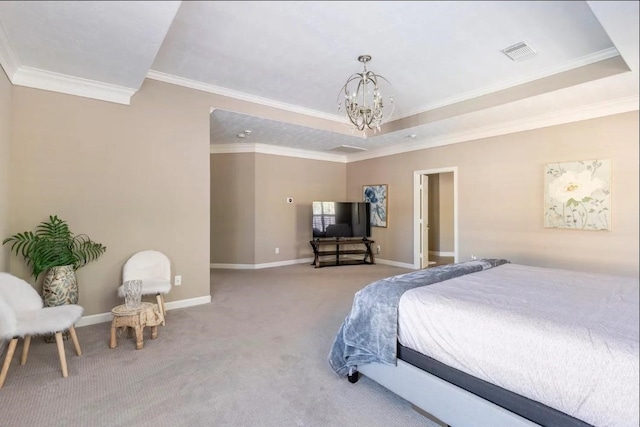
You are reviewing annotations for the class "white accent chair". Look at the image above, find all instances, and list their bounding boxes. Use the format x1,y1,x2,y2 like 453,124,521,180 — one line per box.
0,272,83,389
117,250,171,325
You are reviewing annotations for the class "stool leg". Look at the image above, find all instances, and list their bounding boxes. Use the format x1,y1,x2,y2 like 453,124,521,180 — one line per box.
156,294,166,326
151,325,158,340
109,319,117,349
134,324,143,350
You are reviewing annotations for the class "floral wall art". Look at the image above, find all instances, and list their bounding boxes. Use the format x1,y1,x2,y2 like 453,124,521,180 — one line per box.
544,159,611,231
363,184,387,227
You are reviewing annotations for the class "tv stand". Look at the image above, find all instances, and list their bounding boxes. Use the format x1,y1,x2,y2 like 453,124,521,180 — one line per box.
309,238,375,268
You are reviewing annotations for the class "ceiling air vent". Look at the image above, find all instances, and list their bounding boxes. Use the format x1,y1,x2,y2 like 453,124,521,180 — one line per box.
501,41,537,62
327,145,368,154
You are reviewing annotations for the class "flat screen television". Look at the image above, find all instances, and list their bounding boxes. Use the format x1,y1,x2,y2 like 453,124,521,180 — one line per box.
312,201,371,239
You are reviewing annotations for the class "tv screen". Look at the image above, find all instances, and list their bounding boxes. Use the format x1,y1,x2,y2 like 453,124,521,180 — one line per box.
312,201,371,239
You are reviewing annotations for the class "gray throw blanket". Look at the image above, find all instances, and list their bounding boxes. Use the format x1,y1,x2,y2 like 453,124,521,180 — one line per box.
328,259,510,377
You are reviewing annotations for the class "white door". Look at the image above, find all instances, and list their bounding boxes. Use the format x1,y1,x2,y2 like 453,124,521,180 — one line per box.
421,174,430,269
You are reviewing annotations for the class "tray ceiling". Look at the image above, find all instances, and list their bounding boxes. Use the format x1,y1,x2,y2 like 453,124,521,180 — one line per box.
0,1,637,160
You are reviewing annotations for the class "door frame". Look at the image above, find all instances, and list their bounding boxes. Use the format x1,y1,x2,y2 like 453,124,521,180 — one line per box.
421,174,430,269
413,167,458,269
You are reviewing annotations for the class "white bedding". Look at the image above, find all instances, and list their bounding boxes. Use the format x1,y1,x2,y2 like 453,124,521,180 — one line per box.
397,263,639,427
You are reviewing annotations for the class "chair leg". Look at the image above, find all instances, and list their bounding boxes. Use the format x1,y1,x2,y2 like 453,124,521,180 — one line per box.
54,332,69,378
0,338,18,389
157,293,166,326
69,326,82,356
21,335,32,365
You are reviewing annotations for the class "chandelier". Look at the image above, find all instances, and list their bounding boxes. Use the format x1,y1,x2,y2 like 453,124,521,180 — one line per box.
338,55,395,133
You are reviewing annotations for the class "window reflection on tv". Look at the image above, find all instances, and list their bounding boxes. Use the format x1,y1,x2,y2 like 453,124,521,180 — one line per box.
312,201,371,239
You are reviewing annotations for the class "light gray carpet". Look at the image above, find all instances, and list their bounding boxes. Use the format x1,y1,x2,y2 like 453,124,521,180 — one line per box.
0,263,442,427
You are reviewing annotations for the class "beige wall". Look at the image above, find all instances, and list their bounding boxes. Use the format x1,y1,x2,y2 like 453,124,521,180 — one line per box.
9,80,212,315
348,112,639,277
346,155,412,260
6,74,358,315
10,71,635,318
211,153,256,264
254,154,346,264
210,152,346,264
439,172,454,252
0,68,11,271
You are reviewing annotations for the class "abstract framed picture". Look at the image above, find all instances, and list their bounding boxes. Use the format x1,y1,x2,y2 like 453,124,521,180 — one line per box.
544,159,611,231
363,184,387,228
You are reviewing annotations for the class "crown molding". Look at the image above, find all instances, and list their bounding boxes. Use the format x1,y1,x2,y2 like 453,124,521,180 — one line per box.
209,95,638,163
11,66,136,105
394,48,621,120
0,16,20,80
147,69,343,123
210,142,347,163
0,15,135,104
346,95,640,162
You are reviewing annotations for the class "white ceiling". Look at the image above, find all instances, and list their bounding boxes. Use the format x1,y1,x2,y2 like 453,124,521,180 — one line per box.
0,1,638,160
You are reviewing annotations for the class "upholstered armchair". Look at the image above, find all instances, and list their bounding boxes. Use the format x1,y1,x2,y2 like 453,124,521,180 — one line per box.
0,272,83,389
117,250,172,325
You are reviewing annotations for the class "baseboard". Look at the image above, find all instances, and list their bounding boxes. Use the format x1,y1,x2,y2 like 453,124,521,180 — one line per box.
164,295,211,311
375,258,416,269
211,258,313,270
76,312,113,327
210,258,415,270
428,251,455,257
75,295,212,327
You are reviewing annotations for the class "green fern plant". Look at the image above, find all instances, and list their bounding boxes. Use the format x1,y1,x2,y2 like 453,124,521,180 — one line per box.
2,215,107,279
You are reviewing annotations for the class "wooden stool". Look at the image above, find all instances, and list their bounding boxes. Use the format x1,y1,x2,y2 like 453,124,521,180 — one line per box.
109,302,164,350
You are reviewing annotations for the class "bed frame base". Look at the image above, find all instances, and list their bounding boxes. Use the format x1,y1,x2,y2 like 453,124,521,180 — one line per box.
411,404,450,427
358,360,540,427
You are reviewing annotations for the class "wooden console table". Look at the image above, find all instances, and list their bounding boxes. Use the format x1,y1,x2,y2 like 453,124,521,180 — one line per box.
309,238,375,268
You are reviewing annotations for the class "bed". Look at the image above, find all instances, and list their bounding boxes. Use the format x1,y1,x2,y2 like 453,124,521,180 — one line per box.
328,259,639,427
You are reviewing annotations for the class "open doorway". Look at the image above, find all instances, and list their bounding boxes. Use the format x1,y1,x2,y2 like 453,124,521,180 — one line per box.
413,167,458,269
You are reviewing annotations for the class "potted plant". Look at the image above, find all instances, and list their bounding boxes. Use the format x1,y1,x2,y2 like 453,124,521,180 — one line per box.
2,215,107,311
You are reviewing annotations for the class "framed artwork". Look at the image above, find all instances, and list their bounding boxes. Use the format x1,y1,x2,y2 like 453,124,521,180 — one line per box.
363,184,388,227
544,159,611,231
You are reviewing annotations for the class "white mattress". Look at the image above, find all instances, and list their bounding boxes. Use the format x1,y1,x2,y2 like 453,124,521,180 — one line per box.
397,263,639,427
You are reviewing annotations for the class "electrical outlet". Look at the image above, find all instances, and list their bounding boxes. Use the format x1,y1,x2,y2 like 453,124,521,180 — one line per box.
471,254,477,260
174,275,182,286
376,245,381,254
275,247,279,254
